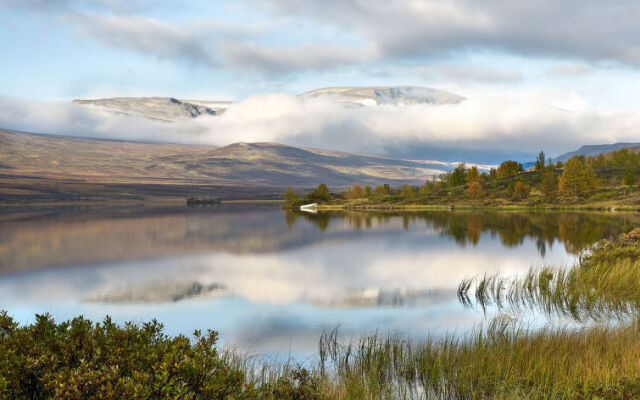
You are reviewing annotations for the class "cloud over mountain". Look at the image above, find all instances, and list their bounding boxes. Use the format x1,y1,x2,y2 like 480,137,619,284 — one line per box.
2,86,640,162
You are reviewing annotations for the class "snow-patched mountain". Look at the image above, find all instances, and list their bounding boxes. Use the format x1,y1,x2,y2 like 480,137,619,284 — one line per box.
73,97,232,121
299,86,465,107
73,86,464,121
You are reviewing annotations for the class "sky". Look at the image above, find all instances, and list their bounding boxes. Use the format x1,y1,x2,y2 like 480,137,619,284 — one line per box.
2,0,640,162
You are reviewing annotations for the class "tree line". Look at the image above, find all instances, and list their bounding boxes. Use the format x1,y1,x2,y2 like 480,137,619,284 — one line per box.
285,148,639,206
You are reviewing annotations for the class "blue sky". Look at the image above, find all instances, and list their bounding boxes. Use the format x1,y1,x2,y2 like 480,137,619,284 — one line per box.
2,0,640,161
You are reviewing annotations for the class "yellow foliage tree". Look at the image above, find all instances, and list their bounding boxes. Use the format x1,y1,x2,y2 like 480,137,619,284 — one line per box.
346,183,365,199
558,157,599,198
465,181,483,199
466,166,480,184
512,181,530,201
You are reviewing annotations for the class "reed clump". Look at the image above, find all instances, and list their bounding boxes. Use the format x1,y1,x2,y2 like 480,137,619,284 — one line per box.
459,227,640,321
315,319,640,399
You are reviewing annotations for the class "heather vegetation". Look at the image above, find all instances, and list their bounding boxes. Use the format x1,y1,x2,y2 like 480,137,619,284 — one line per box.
285,149,640,209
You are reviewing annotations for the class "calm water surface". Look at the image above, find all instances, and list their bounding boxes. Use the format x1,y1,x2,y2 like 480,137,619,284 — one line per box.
1,204,638,359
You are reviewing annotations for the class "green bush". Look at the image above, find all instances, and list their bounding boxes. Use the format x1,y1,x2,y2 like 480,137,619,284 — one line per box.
0,312,248,399
0,312,328,400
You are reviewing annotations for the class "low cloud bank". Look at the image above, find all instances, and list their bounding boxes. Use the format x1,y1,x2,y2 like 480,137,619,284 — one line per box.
1,94,639,162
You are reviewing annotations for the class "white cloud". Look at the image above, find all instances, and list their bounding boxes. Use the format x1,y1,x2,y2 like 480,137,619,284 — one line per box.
66,13,219,67
260,0,640,68
218,42,379,74
2,93,640,161
427,65,523,84
0,96,202,142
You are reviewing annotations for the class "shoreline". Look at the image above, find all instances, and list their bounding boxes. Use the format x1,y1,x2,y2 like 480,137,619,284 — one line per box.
2,198,639,213
313,203,640,212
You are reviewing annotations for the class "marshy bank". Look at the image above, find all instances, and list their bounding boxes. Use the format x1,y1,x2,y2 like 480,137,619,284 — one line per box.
3,228,640,399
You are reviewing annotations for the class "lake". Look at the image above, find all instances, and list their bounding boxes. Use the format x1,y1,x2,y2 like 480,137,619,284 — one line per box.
1,204,638,360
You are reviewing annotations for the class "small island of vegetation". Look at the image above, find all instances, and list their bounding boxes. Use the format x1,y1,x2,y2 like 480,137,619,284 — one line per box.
285,148,640,211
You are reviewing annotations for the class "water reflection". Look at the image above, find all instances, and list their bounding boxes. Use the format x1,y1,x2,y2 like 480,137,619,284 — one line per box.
288,210,639,255
0,205,637,357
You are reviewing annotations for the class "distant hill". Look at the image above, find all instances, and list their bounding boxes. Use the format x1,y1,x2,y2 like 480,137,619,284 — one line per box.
553,142,640,162
0,129,464,204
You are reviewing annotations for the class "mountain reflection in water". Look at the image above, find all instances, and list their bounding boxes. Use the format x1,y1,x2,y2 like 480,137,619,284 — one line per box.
0,205,637,357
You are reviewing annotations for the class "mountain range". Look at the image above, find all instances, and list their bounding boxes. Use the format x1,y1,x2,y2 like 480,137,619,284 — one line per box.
73,86,465,121
553,142,640,162
3,85,638,205
0,128,475,204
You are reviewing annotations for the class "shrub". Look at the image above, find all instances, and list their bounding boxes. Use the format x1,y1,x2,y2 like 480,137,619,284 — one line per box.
0,312,249,399
511,181,530,200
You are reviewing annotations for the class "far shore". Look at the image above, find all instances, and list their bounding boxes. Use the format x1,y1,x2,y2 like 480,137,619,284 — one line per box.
313,203,640,212
3,198,639,213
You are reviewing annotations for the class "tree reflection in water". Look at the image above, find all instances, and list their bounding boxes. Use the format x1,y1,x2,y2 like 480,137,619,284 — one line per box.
287,210,640,255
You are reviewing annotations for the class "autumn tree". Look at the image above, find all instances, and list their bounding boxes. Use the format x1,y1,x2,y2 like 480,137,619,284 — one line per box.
497,160,523,178
284,186,298,205
587,153,606,169
364,185,372,198
534,151,546,172
610,148,640,168
308,183,330,201
465,181,483,199
400,183,416,199
373,185,388,197
444,163,467,187
466,166,480,184
623,162,638,186
420,180,434,196
430,181,443,196
558,157,599,198
539,171,558,200
346,183,365,199
511,181,531,200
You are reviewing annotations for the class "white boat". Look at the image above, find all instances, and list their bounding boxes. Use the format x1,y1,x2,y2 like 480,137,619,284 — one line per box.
300,203,318,213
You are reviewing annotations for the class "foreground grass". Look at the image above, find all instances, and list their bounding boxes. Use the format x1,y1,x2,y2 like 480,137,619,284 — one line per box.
3,230,640,399
3,313,640,399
